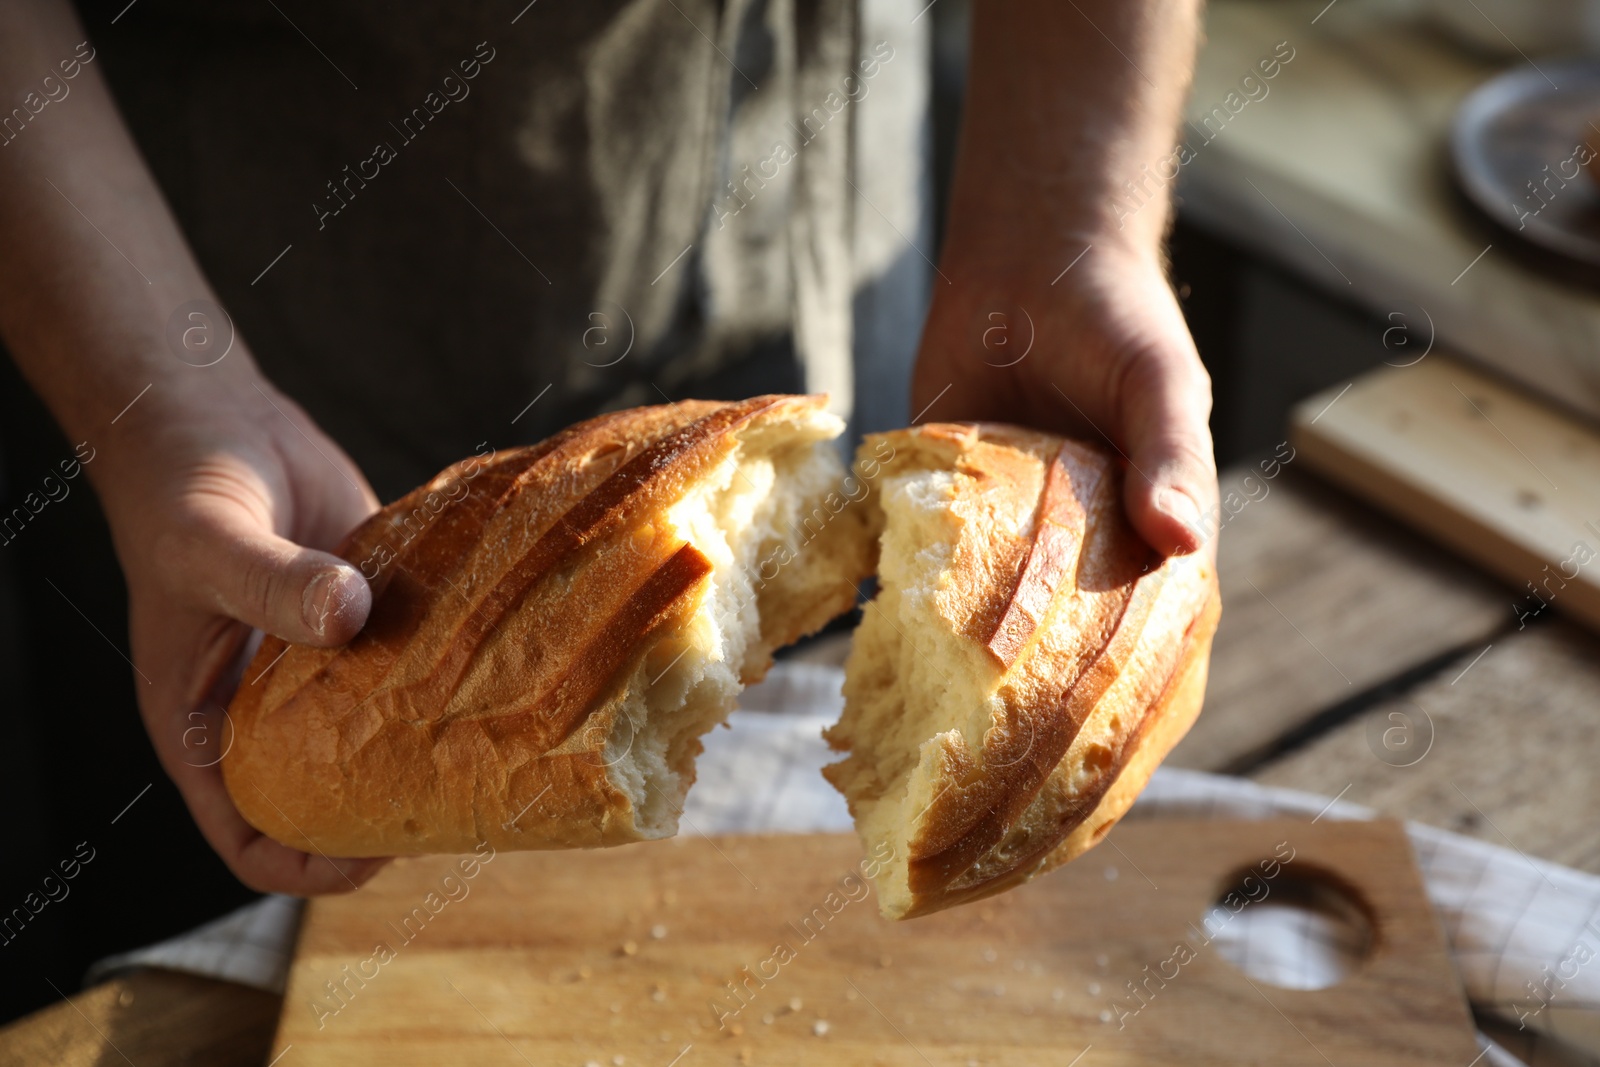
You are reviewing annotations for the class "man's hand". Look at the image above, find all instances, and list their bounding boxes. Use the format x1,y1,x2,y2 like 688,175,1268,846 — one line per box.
0,0,389,894
97,380,388,894
913,0,1213,557
912,246,1216,557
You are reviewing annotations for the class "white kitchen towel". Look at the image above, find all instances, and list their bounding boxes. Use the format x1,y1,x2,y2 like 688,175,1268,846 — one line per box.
90,663,1600,1066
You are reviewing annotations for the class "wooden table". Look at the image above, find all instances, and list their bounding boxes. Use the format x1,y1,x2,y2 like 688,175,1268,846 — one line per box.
6,450,1594,1066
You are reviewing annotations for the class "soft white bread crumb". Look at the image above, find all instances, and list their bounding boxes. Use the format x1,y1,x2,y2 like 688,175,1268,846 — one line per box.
605,408,871,836
822,467,1011,918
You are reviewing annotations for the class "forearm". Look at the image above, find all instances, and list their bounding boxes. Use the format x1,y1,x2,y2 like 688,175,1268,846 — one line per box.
945,0,1203,267
0,1,263,485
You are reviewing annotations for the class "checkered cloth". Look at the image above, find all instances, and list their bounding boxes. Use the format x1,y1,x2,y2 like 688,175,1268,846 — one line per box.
92,663,1600,1066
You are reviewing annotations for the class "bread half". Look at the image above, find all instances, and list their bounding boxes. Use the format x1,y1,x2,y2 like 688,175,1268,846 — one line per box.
823,423,1220,919
224,396,874,855
222,398,1220,919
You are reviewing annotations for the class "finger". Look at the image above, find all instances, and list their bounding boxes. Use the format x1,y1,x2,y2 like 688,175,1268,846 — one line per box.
177,509,372,646
172,757,389,895
1118,346,1218,558
234,835,391,896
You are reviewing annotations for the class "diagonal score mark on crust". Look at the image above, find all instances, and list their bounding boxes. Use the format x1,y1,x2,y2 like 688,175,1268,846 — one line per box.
246,413,631,709
929,570,1206,915
263,398,789,723
299,396,787,713
472,542,714,751
392,396,787,703
905,453,1153,902
981,442,1101,668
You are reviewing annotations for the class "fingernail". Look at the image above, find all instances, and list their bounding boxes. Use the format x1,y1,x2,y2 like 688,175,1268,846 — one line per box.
1158,488,1204,543
302,570,339,638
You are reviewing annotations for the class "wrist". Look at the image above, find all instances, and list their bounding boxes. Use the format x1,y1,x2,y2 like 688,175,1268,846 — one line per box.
938,181,1168,287
931,225,1170,311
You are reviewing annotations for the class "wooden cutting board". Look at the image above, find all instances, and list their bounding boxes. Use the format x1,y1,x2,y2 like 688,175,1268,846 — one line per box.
273,819,1478,1065
1292,353,1600,635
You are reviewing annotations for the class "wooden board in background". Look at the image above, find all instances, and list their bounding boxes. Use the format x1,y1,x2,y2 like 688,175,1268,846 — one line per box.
1291,353,1600,635
272,821,1477,1066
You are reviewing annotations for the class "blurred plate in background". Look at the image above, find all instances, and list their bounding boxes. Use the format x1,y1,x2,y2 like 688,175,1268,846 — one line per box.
1452,59,1600,267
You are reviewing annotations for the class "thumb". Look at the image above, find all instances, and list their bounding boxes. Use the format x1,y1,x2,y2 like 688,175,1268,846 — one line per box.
184,508,372,646
1118,347,1218,558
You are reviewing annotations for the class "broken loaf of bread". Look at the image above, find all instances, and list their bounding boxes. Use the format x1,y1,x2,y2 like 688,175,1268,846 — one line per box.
222,395,1219,919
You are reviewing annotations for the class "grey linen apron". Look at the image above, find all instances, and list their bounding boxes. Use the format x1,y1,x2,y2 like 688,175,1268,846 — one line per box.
83,0,928,500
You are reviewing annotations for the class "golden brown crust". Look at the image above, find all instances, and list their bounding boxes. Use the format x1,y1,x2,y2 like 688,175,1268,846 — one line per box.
835,423,1220,919
223,395,838,857
223,402,1216,895
915,586,1221,915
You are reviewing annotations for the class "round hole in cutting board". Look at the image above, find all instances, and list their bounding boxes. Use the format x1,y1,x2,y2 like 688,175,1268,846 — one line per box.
1203,868,1374,991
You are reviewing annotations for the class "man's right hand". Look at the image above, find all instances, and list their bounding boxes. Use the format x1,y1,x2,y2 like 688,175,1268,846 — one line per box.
97,375,389,894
